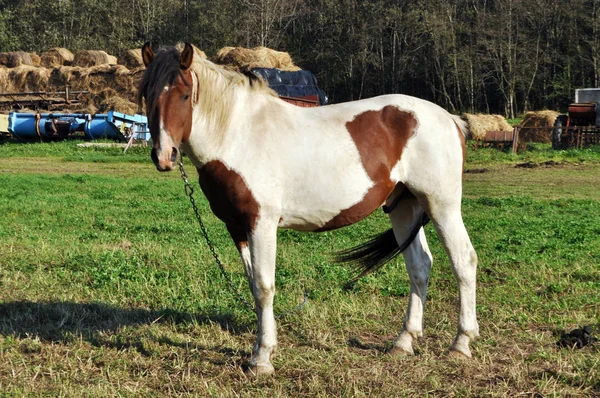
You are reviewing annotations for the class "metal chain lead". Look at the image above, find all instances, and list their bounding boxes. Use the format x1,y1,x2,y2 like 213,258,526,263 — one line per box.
178,158,307,319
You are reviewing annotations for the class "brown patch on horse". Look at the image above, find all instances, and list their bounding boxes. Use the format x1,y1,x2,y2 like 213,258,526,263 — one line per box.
317,106,417,231
455,121,466,172
158,69,193,143
197,161,260,233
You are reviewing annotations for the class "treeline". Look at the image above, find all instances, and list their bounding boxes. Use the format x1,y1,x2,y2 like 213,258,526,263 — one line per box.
1,0,599,115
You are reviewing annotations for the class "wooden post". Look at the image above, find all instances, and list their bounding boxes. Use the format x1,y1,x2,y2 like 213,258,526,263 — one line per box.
511,126,519,154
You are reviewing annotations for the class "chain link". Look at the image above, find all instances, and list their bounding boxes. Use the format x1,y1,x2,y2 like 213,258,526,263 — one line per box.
178,158,307,319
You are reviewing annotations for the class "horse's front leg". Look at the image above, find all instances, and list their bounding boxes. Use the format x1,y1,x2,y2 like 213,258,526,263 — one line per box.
246,216,279,376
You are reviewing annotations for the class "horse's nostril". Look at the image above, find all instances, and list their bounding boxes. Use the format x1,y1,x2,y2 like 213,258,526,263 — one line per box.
171,147,178,162
151,148,158,164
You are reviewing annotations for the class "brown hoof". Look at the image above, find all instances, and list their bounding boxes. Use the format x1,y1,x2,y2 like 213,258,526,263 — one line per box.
245,363,275,377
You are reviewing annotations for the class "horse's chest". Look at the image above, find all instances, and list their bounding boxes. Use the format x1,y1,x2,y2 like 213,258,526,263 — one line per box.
196,160,260,230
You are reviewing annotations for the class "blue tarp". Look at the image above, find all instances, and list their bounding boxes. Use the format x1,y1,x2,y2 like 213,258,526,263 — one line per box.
250,68,328,105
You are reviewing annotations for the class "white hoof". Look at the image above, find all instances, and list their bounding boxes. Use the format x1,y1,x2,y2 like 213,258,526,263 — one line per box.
245,363,275,377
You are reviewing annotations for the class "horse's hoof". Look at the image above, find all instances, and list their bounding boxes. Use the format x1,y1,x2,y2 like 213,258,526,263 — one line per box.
448,349,471,359
245,363,275,377
388,345,414,356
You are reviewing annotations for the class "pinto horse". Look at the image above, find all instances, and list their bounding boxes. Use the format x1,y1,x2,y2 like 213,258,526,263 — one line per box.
139,43,479,376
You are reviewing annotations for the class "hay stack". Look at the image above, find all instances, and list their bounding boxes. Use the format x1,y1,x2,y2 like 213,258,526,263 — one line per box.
40,48,74,68
463,113,512,140
72,50,115,67
29,53,41,67
118,49,144,69
3,65,50,92
0,66,10,92
174,42,207,59
518,110,559,143
100,94,139,114
214,46,301,71
0,52,34,68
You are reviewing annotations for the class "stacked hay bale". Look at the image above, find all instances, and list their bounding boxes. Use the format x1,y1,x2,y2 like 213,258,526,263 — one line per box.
29,53,41,67
518,110,559,143
40,48,74,67
463,113,513,140
49,63,140,114
175,42,207,59
72,50,117,67
214,46,300,71
118,49,144,69
0,52,34,68
1,44,217,115
5,66,51,92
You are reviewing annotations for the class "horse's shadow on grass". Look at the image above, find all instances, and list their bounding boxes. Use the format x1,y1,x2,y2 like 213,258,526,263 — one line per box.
0,300,254,361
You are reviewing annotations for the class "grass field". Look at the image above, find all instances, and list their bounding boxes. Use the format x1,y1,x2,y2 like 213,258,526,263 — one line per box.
0,141,599,396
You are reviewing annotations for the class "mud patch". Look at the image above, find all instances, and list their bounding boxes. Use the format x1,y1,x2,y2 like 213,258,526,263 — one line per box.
465,168,488,174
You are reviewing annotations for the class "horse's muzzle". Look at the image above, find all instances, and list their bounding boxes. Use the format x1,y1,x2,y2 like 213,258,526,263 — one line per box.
151,147,178,171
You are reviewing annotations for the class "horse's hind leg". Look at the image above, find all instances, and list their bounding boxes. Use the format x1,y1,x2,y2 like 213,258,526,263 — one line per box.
425,198,479,357
387,195,433,355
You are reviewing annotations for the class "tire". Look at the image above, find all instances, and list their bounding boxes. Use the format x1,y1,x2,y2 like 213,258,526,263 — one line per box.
552,114,568,150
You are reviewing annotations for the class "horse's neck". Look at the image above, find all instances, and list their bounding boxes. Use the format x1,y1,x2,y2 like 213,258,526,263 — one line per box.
183,81,284,166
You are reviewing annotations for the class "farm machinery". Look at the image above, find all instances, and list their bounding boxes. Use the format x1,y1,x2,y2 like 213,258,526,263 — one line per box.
6,111,150,143
553,88,600,149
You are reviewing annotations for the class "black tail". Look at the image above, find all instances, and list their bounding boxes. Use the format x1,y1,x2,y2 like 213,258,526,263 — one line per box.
336,212,430,286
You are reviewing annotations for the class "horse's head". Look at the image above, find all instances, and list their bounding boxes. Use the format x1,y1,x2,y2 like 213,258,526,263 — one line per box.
139,42,195,172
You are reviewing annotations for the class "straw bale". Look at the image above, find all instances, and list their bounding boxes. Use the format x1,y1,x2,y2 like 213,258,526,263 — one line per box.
0,52,34,68
29,53,41,67
99,94,138,114
518,110,559,143
463,113,512,140
72,50,114,67
174,42,207,59
118,49,144,69
0,66,10,92
214,46,301,71
40,47,74,67
6,65,50,92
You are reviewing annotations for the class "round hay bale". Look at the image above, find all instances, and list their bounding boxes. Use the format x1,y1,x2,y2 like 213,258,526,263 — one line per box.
215,46,235,60
40,47,74,68
0,52,34,68
29,53,41,67
518,110,559,143
118,49,144,69
0,66,10,92
174,42,207,59
100,95,138,114
214,46,300,71
72,50,114,67
7,65,50,92
463,113,512,140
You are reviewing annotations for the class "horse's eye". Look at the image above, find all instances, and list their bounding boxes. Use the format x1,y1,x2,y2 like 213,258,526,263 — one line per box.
183,94,189,101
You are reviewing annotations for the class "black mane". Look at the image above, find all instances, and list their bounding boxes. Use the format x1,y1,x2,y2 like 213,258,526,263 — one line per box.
137,46,184,123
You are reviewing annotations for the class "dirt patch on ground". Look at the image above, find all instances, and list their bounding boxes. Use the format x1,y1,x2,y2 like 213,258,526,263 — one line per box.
465,168,489,174
515,160,565,168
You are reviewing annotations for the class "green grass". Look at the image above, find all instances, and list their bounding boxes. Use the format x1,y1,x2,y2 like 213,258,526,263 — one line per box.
0,141,599,396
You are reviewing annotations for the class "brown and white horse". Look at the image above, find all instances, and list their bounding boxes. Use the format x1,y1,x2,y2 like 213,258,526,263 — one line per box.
139,42,479,376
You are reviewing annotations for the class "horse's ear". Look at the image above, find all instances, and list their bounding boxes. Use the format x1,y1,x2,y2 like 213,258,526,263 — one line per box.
142,42,155,67
180,42,194,70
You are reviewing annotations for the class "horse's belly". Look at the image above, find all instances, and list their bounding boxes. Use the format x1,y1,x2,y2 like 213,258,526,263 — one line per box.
277,165,393,232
